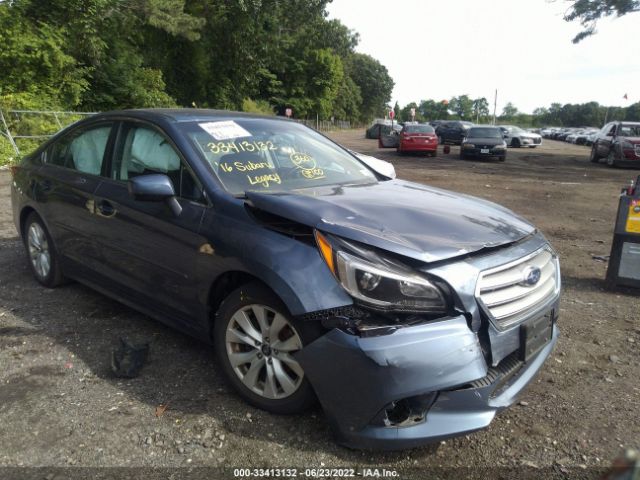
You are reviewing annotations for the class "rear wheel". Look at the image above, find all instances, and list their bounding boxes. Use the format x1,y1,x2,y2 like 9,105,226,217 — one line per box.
589,145,600,163
214,282,320,414
23,212,65,288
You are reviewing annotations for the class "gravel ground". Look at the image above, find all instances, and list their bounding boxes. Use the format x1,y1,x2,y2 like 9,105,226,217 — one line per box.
0,133,639,480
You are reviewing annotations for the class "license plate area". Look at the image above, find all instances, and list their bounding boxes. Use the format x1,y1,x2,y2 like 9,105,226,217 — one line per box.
519,313,553,362
480,148,490,154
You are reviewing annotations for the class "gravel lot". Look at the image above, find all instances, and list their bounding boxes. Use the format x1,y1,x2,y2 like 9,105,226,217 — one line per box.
1,132,639,479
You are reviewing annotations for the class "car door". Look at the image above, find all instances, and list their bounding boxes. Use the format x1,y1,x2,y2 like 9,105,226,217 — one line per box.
36,121,115,273
597,123,616,157
91,120,210,330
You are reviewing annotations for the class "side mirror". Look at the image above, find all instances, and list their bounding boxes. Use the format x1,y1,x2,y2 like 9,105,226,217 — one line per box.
128,174,182,216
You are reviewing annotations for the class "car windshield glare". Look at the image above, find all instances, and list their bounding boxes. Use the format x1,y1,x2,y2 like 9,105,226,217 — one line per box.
181,119,378,195
405,125,435,134
468,128,502,138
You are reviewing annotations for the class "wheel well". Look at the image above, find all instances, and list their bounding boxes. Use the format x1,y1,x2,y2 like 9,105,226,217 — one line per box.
19,207,37,237
207,271,269,332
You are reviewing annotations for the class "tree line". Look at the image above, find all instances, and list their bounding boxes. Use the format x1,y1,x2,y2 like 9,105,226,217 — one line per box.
0,0,394,123
395,96,640,128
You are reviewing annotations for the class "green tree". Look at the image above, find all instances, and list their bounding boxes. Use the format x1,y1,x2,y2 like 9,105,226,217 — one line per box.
418,99,449,120
449,95,474,120
501,102,519,119
348,53,394,122
472,97,490,123
563,0,640,43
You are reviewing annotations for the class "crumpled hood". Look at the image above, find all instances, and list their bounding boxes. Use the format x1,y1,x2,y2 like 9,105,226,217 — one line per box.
246,180,535,263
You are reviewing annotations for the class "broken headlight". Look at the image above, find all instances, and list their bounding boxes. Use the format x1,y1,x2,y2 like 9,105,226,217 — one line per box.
315,230,448,313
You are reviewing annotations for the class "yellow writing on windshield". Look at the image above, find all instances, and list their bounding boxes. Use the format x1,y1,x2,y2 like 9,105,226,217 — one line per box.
207,140,276,154
290,152,325,180
248,173,281,188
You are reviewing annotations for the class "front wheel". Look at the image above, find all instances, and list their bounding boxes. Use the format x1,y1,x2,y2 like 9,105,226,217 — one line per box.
511,138,521,148
23,212,65,287
589,145,600,163
606,150,618,168
213,282,319,414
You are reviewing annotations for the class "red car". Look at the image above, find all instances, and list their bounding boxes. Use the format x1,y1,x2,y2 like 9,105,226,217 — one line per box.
397,124,438,156
590,121,640,167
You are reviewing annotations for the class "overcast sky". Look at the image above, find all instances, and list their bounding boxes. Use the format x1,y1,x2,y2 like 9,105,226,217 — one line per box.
326,0,639,114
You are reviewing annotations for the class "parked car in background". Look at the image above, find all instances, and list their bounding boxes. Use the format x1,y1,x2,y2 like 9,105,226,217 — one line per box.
585,130,598,146
590,121,640,167
499,126,542,148
10,108,560,450
365,120,401,139
435,121,473,145
397,124,438,156
460,126,507,161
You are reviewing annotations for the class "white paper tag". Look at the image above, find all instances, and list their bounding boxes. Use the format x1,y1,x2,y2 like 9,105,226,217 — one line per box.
199,121,252,140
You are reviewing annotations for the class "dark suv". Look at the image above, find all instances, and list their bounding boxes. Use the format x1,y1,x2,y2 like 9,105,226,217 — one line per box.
590,121,640,167
435,121,473,145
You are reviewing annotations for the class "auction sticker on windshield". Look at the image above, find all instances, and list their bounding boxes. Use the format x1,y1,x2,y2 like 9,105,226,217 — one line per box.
199,121,252,140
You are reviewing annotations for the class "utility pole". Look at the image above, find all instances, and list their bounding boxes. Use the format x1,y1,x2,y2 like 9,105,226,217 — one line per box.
492,89,497,125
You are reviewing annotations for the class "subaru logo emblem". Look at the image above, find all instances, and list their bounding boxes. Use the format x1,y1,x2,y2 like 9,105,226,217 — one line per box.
522,266,541,286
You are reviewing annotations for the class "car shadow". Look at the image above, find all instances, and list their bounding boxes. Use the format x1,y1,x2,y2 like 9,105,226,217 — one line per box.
0,236,439,462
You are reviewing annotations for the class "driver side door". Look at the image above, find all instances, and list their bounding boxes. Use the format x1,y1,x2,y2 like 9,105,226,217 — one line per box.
91,121,210,332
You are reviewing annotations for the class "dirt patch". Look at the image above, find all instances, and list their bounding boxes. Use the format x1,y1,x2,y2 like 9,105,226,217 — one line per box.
0,133,638,478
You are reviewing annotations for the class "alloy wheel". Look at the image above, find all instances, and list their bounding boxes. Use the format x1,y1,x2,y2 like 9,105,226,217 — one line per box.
27,222,51,280
225,304,304,400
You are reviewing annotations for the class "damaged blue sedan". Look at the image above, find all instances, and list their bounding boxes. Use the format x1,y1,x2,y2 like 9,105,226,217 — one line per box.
10,109,560,450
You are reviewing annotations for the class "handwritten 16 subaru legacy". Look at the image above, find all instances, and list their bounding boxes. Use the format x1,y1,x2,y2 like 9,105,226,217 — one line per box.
10,109,560,450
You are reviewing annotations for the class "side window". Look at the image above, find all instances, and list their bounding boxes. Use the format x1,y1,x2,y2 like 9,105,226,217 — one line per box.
113,124,204,202
609,124,617,136
48,124,112,175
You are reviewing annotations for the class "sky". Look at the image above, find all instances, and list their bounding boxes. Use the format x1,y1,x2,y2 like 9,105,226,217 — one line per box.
326,0,639,114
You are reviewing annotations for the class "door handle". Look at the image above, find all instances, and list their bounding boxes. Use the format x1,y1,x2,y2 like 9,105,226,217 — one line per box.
96,200,116,218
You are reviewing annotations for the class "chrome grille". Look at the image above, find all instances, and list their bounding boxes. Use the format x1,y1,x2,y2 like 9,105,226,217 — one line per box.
476,248,560,330
533,137,542,144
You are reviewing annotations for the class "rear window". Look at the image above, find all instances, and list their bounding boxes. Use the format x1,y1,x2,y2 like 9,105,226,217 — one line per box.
404,125,435,134
619,124,640,137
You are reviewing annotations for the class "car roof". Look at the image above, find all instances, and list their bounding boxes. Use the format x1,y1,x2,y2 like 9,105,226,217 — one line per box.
95,108,291,124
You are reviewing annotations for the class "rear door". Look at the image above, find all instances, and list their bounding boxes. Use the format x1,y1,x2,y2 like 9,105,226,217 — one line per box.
37,121,115,272
91,120,209,329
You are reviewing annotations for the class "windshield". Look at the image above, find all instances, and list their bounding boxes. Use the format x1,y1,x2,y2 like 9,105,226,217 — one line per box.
468,127,502,138
619,124,640,137
180,119,377,195
404,125,435,134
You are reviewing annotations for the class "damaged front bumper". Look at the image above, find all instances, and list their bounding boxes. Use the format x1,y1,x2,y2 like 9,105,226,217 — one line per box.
296,314,558,450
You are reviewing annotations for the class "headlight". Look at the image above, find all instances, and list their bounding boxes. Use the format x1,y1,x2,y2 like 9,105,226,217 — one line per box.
315,231,448,313
463,143,475,148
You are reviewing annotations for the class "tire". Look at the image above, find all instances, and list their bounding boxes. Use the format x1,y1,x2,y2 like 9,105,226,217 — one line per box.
459,150,466,160
213,282,321,414
498,155,506,162
511,138,521,148
23,212,65,288
606,149,617,168
589,145,600,163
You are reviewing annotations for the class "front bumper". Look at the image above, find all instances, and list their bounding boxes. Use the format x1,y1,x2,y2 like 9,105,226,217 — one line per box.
463,146,506,157
296,314,558,450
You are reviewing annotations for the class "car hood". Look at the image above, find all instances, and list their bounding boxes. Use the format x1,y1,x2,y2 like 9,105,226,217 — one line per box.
246,180,535,263
467,137,505,145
